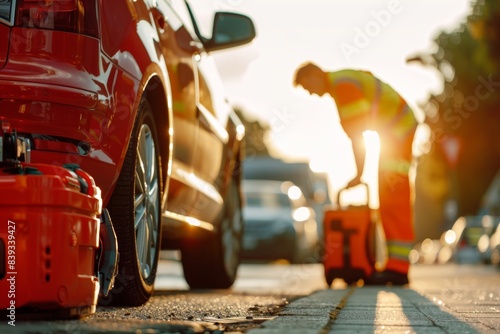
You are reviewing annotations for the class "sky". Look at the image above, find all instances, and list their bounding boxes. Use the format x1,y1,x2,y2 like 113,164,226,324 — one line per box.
190,0,473,200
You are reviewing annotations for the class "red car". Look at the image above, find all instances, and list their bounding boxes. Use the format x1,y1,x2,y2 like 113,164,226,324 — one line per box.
0,0,255,306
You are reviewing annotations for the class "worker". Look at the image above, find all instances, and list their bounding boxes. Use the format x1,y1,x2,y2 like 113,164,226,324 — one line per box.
293,62,418,285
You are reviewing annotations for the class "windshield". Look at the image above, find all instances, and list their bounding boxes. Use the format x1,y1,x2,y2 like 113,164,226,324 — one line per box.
0,0,13,24
169,0,200,42
245,192,290,210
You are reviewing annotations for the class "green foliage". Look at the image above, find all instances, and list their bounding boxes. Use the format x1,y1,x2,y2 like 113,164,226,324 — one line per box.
418,0,500,215
469,0,500,66
233,107,272,158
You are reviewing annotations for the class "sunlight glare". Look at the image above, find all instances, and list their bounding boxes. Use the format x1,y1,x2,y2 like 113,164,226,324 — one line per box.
362,130,380,208
363,130,380,209
376,291,410,326
337,130,380,208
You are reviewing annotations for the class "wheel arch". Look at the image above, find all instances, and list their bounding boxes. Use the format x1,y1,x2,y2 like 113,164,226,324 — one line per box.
141,73,173,204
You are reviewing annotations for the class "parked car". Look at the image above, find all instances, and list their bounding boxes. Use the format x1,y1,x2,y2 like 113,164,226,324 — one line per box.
409,238,442,265
438,215,497,264
489,222,500,266
476,216,500,264
479,169,500,216
473,171,500,264
243,156,329,241
0,0,255,306
241,180,318,263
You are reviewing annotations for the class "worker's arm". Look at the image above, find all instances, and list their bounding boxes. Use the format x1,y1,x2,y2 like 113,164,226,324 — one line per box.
342,119,366,189
347,132,365,188
330,74,371,188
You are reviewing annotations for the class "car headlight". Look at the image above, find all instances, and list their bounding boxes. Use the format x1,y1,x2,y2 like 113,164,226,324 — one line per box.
442,230,457,246
477,234,490,253
292,207,311,222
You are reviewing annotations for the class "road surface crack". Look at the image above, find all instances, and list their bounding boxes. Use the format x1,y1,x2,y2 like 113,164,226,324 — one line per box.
319,286,357,334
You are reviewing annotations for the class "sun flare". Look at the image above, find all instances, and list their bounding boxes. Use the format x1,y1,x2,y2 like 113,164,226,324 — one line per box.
339,130,380,208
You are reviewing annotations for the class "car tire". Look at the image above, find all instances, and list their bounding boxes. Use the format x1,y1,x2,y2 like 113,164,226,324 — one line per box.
289,240,300,264
100,99,162,306
181,170,243,289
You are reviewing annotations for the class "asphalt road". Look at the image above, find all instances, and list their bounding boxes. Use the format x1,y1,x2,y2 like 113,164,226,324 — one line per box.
2,253,499,333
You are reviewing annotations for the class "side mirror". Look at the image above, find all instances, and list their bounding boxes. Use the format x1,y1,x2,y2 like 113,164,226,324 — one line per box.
204,12,256,52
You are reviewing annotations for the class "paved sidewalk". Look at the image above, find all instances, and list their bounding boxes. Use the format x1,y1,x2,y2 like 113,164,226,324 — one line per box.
248,265,500,333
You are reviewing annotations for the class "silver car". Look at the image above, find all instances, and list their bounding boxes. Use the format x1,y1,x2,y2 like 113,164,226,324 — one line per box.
241,180,318,263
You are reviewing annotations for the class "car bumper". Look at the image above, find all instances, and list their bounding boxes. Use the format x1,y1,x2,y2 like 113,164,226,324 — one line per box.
242,230,296,260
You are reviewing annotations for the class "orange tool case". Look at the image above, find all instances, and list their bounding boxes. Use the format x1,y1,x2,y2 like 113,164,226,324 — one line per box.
323,183,376,286
0,162,102,318
0,122,118,319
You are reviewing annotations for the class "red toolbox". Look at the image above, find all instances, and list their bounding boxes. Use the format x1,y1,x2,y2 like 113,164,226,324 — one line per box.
323,183,376,286
0,162,102,318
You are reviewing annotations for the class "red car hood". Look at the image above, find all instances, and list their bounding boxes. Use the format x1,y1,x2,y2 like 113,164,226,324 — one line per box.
0,24,8,69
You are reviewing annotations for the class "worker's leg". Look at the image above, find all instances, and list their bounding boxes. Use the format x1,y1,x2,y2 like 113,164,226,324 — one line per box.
379,168,414,274
367,132,415,285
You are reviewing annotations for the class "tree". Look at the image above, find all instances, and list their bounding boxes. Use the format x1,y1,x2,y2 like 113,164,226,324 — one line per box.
411,0,500,215
233,107,272,158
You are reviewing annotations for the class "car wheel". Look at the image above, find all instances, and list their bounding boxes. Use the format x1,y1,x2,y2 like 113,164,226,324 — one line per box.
288,240,300,264
101,99,161,306
181,172,243,289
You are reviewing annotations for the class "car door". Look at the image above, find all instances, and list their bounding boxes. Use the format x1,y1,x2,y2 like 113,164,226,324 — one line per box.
154,0,200,217
191,54,232,223
172,0,232,222
168,0,230,224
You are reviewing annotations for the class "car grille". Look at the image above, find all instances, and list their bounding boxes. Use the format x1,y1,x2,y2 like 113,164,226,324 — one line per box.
245,219,279,231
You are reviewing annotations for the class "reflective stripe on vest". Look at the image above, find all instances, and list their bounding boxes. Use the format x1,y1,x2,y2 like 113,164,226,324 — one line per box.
379,157,411,174
328,70,417,138
387,241,413,261
337,99,371,119
391,107,417,140
328,71,374,120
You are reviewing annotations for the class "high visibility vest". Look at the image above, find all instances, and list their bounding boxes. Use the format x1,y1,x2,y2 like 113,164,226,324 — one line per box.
328,70,417,141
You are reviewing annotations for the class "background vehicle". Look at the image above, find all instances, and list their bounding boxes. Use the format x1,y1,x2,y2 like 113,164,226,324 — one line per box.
489,222,500,266
438,215,497,264
241,180,318,263
471,172,500,264
0,0,255,306
479,169,500,216
409,238,442,265
437,173,500,265
477,217,500,264
243,156,331,242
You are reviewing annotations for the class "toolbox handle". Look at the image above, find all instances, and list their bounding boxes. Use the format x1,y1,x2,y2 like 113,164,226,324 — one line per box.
337,182,370,207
